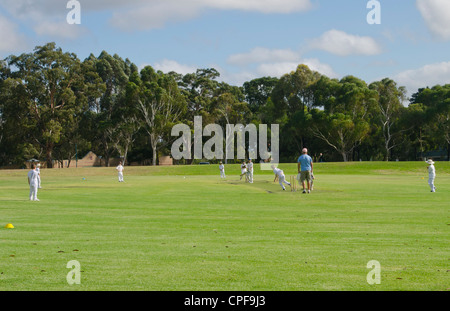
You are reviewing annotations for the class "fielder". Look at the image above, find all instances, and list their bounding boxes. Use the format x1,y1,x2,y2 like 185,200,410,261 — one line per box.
426,159,436,192
116,161,124,182
27,163,40,201
271,165,290,191
36,163,42,189
219,161,226,178
247,159,254,183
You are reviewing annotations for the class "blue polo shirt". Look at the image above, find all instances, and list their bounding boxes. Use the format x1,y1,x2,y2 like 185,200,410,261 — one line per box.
297,154,312,171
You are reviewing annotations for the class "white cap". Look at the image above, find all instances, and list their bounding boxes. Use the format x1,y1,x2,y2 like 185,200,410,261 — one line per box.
426,159,435,165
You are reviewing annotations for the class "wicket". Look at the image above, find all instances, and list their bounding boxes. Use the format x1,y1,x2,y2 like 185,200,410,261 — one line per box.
290,175,298,192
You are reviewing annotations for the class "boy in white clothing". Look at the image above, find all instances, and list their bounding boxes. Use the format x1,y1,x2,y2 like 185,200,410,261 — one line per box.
36,163,42,189
271,165,291,191
426,159,436,192
116,161,124,182
28,164,39,201
219,162,226,178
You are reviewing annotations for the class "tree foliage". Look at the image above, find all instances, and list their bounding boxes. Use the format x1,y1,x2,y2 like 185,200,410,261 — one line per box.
0,43,448,167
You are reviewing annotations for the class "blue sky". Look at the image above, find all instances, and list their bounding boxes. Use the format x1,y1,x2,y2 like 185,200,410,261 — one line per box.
0,0,449,99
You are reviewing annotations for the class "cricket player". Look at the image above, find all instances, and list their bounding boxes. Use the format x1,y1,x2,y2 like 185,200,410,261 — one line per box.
28,163,39,201
426,159,436,192
271,165,290,191
36,163,42,189
240,161,247,181
247,159,254,183
297,148,313,193
219,161,226,178
116,161,124,182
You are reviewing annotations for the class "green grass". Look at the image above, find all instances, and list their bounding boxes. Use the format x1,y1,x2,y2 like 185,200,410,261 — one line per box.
0,162,449,291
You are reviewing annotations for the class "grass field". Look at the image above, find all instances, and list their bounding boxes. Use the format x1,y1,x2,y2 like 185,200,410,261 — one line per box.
0,162,449,291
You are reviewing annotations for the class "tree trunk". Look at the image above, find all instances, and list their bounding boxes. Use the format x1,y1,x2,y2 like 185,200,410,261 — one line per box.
46,143,53,168
152,145,157,166
123,145,129,166
447,143,450,161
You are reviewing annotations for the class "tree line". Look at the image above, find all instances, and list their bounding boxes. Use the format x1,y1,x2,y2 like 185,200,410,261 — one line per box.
0,43,448,168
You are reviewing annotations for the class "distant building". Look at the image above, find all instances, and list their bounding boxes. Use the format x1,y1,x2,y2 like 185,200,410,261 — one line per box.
158,155,173,166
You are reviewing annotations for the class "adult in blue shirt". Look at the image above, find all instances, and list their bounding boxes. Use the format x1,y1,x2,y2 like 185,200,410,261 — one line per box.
297,148,313,193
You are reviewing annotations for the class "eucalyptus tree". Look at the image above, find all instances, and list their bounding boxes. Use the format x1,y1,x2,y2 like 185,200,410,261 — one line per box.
90,51,137,166
271,64,322,151
242,76,279,115
410,84,450,160
369,78,407,161
127,66,187,166
178,68,221,124
4,43,95,167
309,76,374,161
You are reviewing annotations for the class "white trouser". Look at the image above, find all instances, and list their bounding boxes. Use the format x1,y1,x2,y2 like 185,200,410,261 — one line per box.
278,175,290,189
428,176,435,192
38,176,41,188
29,183,38,201
248,171,253,183
118,172,124,182
220,170,226,178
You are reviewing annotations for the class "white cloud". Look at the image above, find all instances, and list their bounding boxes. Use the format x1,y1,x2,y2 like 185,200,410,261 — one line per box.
225,47,339,84
394,61,450,97
302,58,339,78
227,47,300,66
309,29,382,56
147,52,338,87
0,0,313,33
256,59,338,79
416,0,450,40
219,69,258,87
0,0,87,39
205,0,313,14
107,0,313,31
256,62,299,77
151,59,198,75
33,20,87,39
0,14,28,53
1,0,313,15
110,1,201,31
